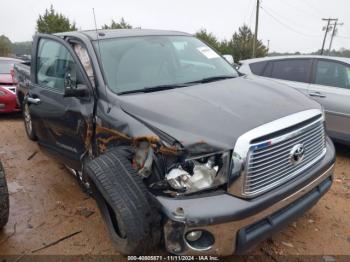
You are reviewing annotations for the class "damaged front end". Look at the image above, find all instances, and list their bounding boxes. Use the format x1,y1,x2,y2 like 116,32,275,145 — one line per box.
93,108,247,255
96,123,238,199
95,116,238,198
124,126,236,197
129,140,234,198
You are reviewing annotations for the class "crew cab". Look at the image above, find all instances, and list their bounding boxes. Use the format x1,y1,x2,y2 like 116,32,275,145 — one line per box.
15,29,335,256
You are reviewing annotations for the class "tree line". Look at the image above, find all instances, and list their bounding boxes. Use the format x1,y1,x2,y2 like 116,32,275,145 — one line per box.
1,5,349,60
1,5,268,61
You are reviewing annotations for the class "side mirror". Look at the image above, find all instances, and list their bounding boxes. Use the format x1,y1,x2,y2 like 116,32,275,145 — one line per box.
223,55,234,65
64,71,88,98
64,83,89,97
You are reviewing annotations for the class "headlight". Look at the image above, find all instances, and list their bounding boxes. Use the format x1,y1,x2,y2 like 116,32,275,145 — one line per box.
0,90,6,96
230,152,244,181
165,152,230,194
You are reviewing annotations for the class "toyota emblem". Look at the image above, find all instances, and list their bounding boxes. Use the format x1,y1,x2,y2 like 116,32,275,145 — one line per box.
290,144,305,165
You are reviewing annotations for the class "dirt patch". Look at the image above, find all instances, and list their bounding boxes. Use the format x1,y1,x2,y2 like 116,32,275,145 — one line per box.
0,115,349,257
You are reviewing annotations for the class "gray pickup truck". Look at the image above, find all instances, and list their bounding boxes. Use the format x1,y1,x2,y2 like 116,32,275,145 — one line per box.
14,29,335,256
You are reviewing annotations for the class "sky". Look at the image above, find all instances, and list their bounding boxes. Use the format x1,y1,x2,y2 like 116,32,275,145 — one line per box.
1,0,350,53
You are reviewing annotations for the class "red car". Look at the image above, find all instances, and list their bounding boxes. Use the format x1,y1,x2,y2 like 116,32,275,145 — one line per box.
0,57,22,113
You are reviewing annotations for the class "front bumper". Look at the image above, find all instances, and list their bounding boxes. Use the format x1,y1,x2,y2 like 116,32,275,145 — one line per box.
157,138,335,256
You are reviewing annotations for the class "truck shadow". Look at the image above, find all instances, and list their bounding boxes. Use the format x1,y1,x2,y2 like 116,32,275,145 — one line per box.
334,142,350,158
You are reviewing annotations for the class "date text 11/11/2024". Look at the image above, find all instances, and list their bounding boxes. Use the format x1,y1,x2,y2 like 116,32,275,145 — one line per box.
127,256,220,261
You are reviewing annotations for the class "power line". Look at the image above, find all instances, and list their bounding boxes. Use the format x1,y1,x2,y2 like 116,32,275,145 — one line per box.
260,6,322,38
303,0,328,17
282,0,321,20
262,3,319,34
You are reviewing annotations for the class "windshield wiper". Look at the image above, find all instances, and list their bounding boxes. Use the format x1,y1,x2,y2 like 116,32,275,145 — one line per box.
118,83,191,95
186,75,236,84
118,76,236,95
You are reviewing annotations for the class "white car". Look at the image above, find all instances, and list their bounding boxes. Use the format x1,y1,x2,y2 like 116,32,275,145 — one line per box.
239,55,350,145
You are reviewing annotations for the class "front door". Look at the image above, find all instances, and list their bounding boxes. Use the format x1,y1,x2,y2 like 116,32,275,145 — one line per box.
28,35,94,169
309,58,350,143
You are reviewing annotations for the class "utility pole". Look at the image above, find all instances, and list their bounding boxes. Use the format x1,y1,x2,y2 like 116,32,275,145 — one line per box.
252,0,260,58
321,18,337,55
328,21,343,55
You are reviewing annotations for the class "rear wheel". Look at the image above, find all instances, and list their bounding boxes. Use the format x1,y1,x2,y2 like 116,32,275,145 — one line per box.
23,102,37,141
0,160,9,229
84,149,161,255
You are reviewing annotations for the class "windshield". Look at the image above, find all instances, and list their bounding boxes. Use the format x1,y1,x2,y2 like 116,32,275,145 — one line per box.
0,60,15,74
94,36,238,93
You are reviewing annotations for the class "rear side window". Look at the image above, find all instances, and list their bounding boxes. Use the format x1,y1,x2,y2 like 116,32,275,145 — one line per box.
36,39,77,93
269,59,312,83
315,60,350,89
249,61,268,75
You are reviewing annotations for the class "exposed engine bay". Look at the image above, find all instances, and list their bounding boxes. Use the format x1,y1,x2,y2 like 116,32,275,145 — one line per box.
132,140,231,196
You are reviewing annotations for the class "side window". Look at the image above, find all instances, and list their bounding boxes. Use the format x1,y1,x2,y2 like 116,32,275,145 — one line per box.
315,60,350,89
37,39,77,92
269,59,312,83
249,61,268,75
262,62,273,77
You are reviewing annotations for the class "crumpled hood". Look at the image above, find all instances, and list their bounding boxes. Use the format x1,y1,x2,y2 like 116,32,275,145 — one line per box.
119,76,320,151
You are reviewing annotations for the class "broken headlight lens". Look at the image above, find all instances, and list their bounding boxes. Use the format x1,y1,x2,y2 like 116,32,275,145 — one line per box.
165,152,230,194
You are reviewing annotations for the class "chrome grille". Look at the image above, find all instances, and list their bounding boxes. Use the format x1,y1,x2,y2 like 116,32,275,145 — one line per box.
244,117,326,197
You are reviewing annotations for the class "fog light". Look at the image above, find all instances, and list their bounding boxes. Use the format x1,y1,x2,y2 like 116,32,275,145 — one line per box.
186,230,202,242
185,230,214,250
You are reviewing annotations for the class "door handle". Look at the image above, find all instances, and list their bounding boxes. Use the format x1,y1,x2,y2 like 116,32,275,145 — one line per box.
309,92,326,98
27,97,41,105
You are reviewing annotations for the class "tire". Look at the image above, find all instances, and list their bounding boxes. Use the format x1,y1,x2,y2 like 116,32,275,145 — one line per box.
22,101,37,141
0,160,9,229
84,149,161,255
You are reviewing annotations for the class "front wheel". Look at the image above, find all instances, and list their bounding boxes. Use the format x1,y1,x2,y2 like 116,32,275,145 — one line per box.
84,149,161,255
23,102,37,141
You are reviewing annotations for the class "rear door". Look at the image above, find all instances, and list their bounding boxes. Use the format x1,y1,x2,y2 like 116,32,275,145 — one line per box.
261,58,313,95
309,59,350,143
28,34,95,170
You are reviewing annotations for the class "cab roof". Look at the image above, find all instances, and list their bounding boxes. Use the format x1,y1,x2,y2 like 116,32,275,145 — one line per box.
56,29,191,40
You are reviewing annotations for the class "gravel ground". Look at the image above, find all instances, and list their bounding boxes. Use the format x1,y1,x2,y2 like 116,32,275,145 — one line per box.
0,114,349,259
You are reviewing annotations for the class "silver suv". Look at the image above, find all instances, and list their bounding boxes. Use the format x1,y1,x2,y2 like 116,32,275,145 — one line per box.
239,55,350,145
